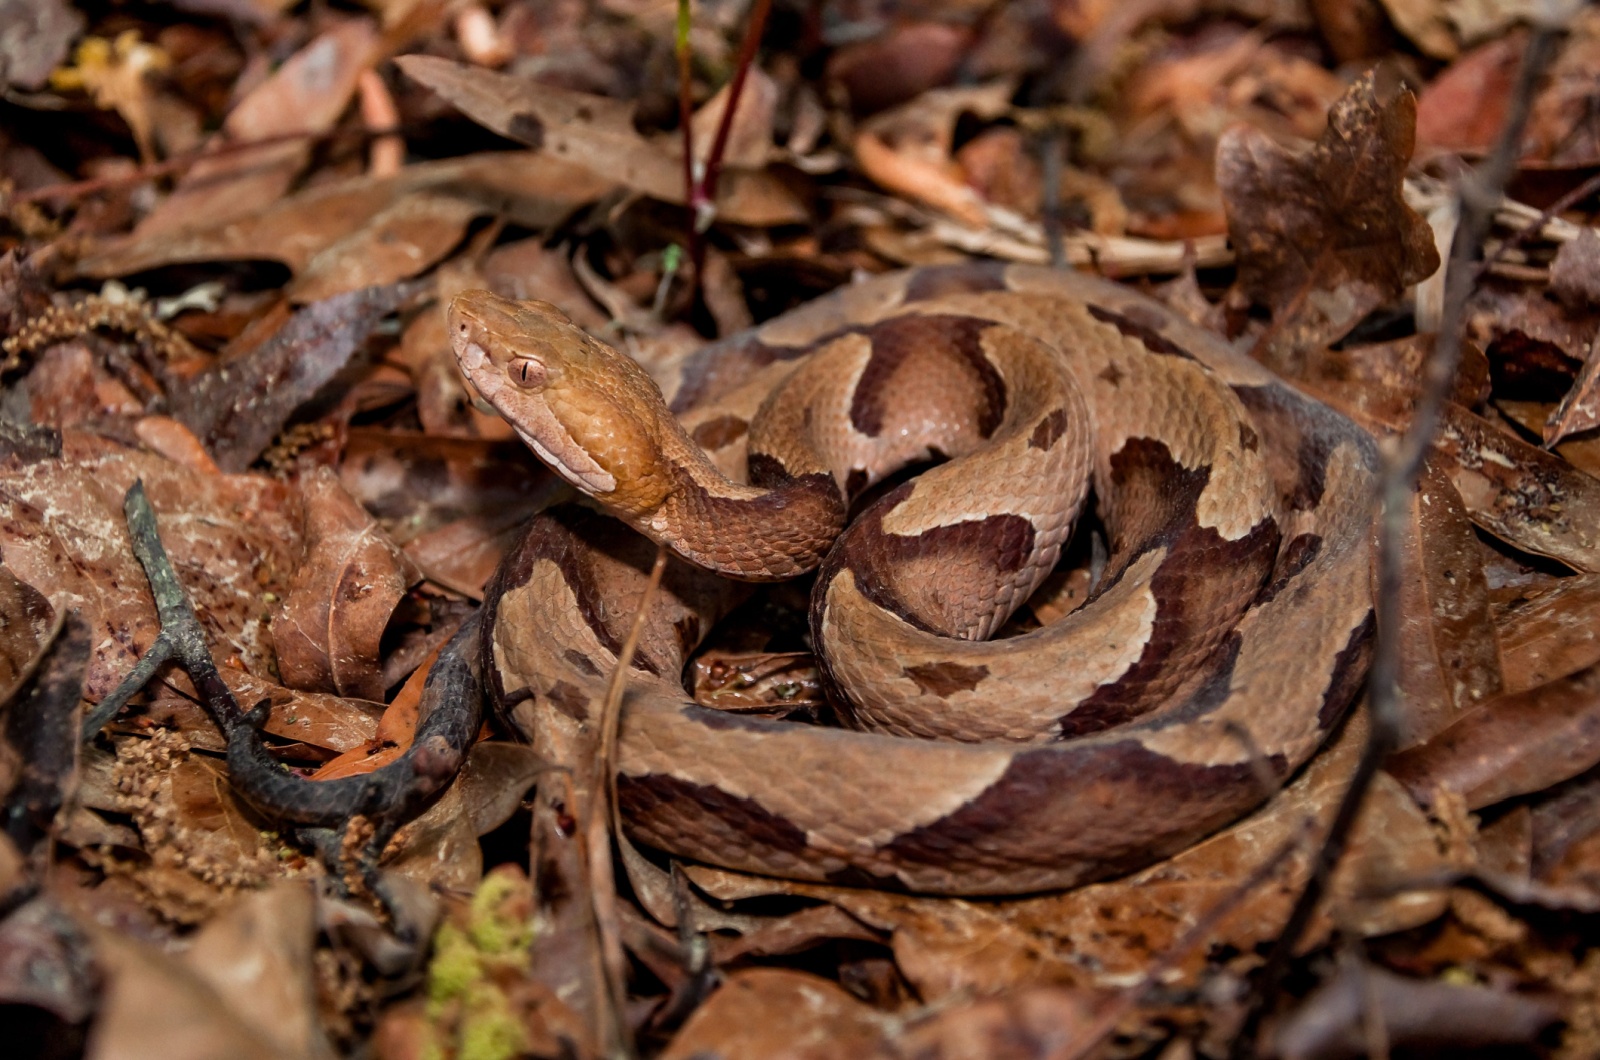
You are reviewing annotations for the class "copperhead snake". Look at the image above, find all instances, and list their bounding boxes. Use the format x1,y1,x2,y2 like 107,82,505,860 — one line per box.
450,262,1377,895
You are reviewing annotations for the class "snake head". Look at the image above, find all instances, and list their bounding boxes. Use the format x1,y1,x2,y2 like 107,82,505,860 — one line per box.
447,290,676,515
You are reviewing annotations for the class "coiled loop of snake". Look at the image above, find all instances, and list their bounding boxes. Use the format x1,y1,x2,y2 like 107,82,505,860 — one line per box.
455,263,1377,895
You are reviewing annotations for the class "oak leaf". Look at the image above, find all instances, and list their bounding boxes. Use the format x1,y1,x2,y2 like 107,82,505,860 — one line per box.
1218,67,1441,372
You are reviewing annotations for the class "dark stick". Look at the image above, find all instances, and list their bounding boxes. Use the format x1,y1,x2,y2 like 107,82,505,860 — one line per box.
87,481,482,922
81,479,242,740
1230,20,1569,1056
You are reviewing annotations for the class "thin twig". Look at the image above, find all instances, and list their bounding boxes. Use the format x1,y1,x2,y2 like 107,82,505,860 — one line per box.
15,125,401,206
1230,14,1570,1054
696,0,772,229
585,543,669,1060
1477,167,1600,277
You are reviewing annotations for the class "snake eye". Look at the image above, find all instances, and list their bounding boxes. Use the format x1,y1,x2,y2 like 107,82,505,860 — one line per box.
509,357,546,389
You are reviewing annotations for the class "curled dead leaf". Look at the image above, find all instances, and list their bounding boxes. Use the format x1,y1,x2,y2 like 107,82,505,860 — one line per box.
273,467,421,701
1218,67,1441,371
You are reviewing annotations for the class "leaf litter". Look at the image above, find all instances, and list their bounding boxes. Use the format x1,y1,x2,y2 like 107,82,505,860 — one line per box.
5,2,1600,1058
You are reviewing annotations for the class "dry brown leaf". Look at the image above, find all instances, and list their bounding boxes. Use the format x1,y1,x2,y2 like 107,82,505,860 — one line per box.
273,467,420,701
1417,32,1524,154
0,431,299,701
133,416,221,474
0,565,52,700
1551,227,1600,310
1467,279,1599,383
312,645,434,782
1392,457,1504,748
1217,67,1441,372
78,153,612,295
131,20,379,240
1531,768,1600,880
1524,10,1600,167
897,986,1103,1060
690,650,823,715
144,665,383,756
0,0,84,91
395,55,807,228
1303,334,1491,413
1,611,88,852
1497,573,1600,694
689,66,778,169
0,897,96,1026
1387,662,1600,811
478,238,607,330
338,429,557,540
825,22,970,115
182,883,332,1059
1312,0,1396,63
22,340,147,429
288,191,486,305
169,282,418,472
1434,401,1600,572
853,81,1016,230
1542,230,1600,445
1496,398,1600,478
1266,959,1562,1059
659,969,896,1060
84,923,291,1060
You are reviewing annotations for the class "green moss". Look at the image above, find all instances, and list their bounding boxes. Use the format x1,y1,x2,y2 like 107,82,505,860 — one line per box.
421,871,537,1056
466,870,533,957
426,923,482,1007
457,982,526,1060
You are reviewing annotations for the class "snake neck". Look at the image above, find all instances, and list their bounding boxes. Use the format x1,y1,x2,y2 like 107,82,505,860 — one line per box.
643,446,846,581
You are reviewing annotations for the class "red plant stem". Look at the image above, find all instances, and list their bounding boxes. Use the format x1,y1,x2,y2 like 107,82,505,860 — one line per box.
676,0,699,277
697,0,772,223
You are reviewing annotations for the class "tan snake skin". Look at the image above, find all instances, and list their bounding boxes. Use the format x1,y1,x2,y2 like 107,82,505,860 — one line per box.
451,262,1377,895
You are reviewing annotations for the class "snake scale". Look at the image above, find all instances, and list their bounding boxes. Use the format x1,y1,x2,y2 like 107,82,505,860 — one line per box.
451,262,1378,895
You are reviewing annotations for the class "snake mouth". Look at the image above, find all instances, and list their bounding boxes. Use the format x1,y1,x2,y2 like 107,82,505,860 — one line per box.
513,420,618,495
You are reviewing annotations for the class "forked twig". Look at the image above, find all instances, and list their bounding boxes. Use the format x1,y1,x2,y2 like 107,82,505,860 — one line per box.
1230,11,1572,1053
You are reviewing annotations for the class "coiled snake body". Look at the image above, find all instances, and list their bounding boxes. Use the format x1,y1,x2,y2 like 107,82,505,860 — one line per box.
452,262,1377,895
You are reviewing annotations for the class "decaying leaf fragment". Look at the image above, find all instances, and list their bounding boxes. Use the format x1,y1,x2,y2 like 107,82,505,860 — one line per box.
853,81,1017,229
1433,402,1600,572
1266,959,1562,1060
1391,457,1503,748
0,431,300,701
1543,229,1600,446
1497,572,1600,694
1218,67,1441,370
168,281,420,472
